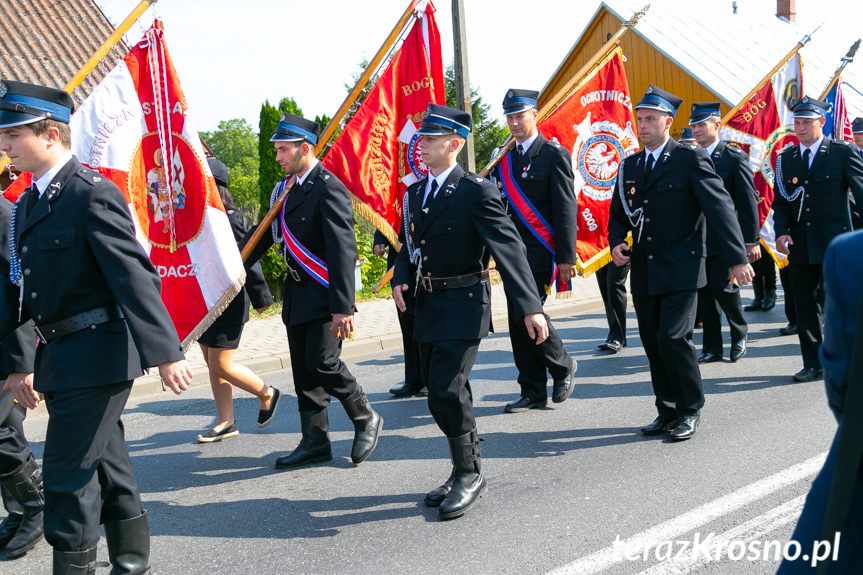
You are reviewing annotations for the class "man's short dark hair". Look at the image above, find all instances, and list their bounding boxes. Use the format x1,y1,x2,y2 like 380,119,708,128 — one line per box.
29,119,72,148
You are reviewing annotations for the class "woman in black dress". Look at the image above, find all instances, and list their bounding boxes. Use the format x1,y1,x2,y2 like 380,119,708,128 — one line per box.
197,159,280,442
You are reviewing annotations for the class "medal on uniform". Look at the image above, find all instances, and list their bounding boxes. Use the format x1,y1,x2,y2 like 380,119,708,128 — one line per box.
410,223,414,232
630,187,636,195
522,163,531,179
628,199,633,207
792,177,798,184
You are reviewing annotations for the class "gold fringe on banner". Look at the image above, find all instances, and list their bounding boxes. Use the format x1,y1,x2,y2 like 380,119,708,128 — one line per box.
761,237,790,269
350,194,403,252
180,271,246,351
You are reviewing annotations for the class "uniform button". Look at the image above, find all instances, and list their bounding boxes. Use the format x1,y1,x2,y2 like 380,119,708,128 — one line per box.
54,238,60,245
301,217,306,221
423,256,428,261
90,324,97,330
805,208,810,212
420,240,426,245
806,222,811,227
37,314,42,321
643,199,649,205
804,181,809,185
691,250,696,255
645,218,651,223
648,255,654,260
805,194,810,199
646,236,652,241
468,293,473,298
21,246,28,254
23,269,30,276
30,292,37,299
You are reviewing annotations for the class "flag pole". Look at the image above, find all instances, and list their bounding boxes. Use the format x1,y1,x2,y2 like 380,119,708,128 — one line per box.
476,3,650,179
818,39,861,100
720,29,817,126
1,0,155,172
242,0,421,262
371,3,650,292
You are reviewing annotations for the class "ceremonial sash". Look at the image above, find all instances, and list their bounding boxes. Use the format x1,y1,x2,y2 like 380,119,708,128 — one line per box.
277,178,330,289
499,152,570,293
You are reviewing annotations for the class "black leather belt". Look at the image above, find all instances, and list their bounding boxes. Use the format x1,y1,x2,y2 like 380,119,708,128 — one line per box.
33,305,124,344
420,270,489,293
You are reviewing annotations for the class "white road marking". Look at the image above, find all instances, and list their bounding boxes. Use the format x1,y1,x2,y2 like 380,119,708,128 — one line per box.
547,452,827,575
635,495,806,574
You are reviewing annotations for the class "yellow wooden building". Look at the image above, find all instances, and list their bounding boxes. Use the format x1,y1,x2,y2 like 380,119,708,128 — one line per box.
539,1,862,138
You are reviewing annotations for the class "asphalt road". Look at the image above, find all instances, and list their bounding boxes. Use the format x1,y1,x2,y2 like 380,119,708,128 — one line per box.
6,292,837,575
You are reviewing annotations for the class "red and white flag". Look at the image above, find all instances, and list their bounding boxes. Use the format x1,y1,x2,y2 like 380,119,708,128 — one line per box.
719,52,804,266
67,20,244,347
321,0,444,246
536,48,639,277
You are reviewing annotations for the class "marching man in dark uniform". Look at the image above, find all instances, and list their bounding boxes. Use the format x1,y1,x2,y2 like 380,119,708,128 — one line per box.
494,89,577,413
0,190,42,560
773,96,863,382
0,80,193,574
243,113,383,469
689,102,761,363
608,85,754,440
393,103,549,519
853,117,863,157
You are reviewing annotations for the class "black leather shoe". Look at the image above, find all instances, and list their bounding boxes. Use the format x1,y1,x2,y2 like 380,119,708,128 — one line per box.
779,323,798,336
340,386,383,464
744,298,763,311
669,414,700,440
761,290,777,311
641,414,679,435
275,410,333,469
697,352,722,364
792,367,823,383
598,340,623,353
552,358,577,404
730,339,746,362
0,456,44,558
104,511,150,574
0,512,23,549
389,382,428,397
504,396,547,413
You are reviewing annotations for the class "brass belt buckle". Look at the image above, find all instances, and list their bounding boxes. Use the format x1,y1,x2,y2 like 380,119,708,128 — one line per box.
421,276,433,293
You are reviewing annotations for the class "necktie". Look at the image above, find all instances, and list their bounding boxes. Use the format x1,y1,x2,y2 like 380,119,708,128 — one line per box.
803,148,811,171
423,179,438,209
644,153,655,180
517,144,524,156
25,184,39,216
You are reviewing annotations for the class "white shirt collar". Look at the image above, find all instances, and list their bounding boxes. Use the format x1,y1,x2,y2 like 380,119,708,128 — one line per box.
296,158,319,186
643,137,669,164
705,139,721,156
515,132,539,156
425,163,457,198
799,136,824,166
33,152,74,197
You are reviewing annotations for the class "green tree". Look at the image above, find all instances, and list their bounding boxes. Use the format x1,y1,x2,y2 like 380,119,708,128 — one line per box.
200,119,260,220
443,64,509,171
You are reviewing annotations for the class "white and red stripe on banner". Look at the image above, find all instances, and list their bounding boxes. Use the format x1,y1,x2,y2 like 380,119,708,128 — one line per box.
69,20,244,347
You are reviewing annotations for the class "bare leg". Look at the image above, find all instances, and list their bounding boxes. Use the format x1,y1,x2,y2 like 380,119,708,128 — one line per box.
205,347,274,411
200,344,234,431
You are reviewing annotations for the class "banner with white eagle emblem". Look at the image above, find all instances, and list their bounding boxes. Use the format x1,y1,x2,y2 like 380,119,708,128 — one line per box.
537,48,638,277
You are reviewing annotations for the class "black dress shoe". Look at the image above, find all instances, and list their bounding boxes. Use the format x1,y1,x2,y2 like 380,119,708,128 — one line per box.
504,396,547,413
598,340,623,353
779,323,798,336
697,352,722,364
730,339,746,362
792,367,823,383
669,414,700,440
744,298,763,311
761,290,777,311
641,414,679,435
257,387,281,428
552,358,577,403
389,382,428,397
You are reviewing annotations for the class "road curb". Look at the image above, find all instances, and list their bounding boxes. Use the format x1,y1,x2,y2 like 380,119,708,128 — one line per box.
27,296,607,418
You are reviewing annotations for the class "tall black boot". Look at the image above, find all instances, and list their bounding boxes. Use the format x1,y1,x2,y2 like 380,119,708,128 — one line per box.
339,386,383,464
53,547,106,574
104,511,150,575
438,429,486,520
0,484,24,549
275,410,333,468
424,468,454,507
762,288,777,311
0,455,44,558
744,274,764,311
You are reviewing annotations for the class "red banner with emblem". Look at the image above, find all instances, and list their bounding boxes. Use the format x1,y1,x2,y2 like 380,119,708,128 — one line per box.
537,48,638,277
720,53,803,266
321,0,444,247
